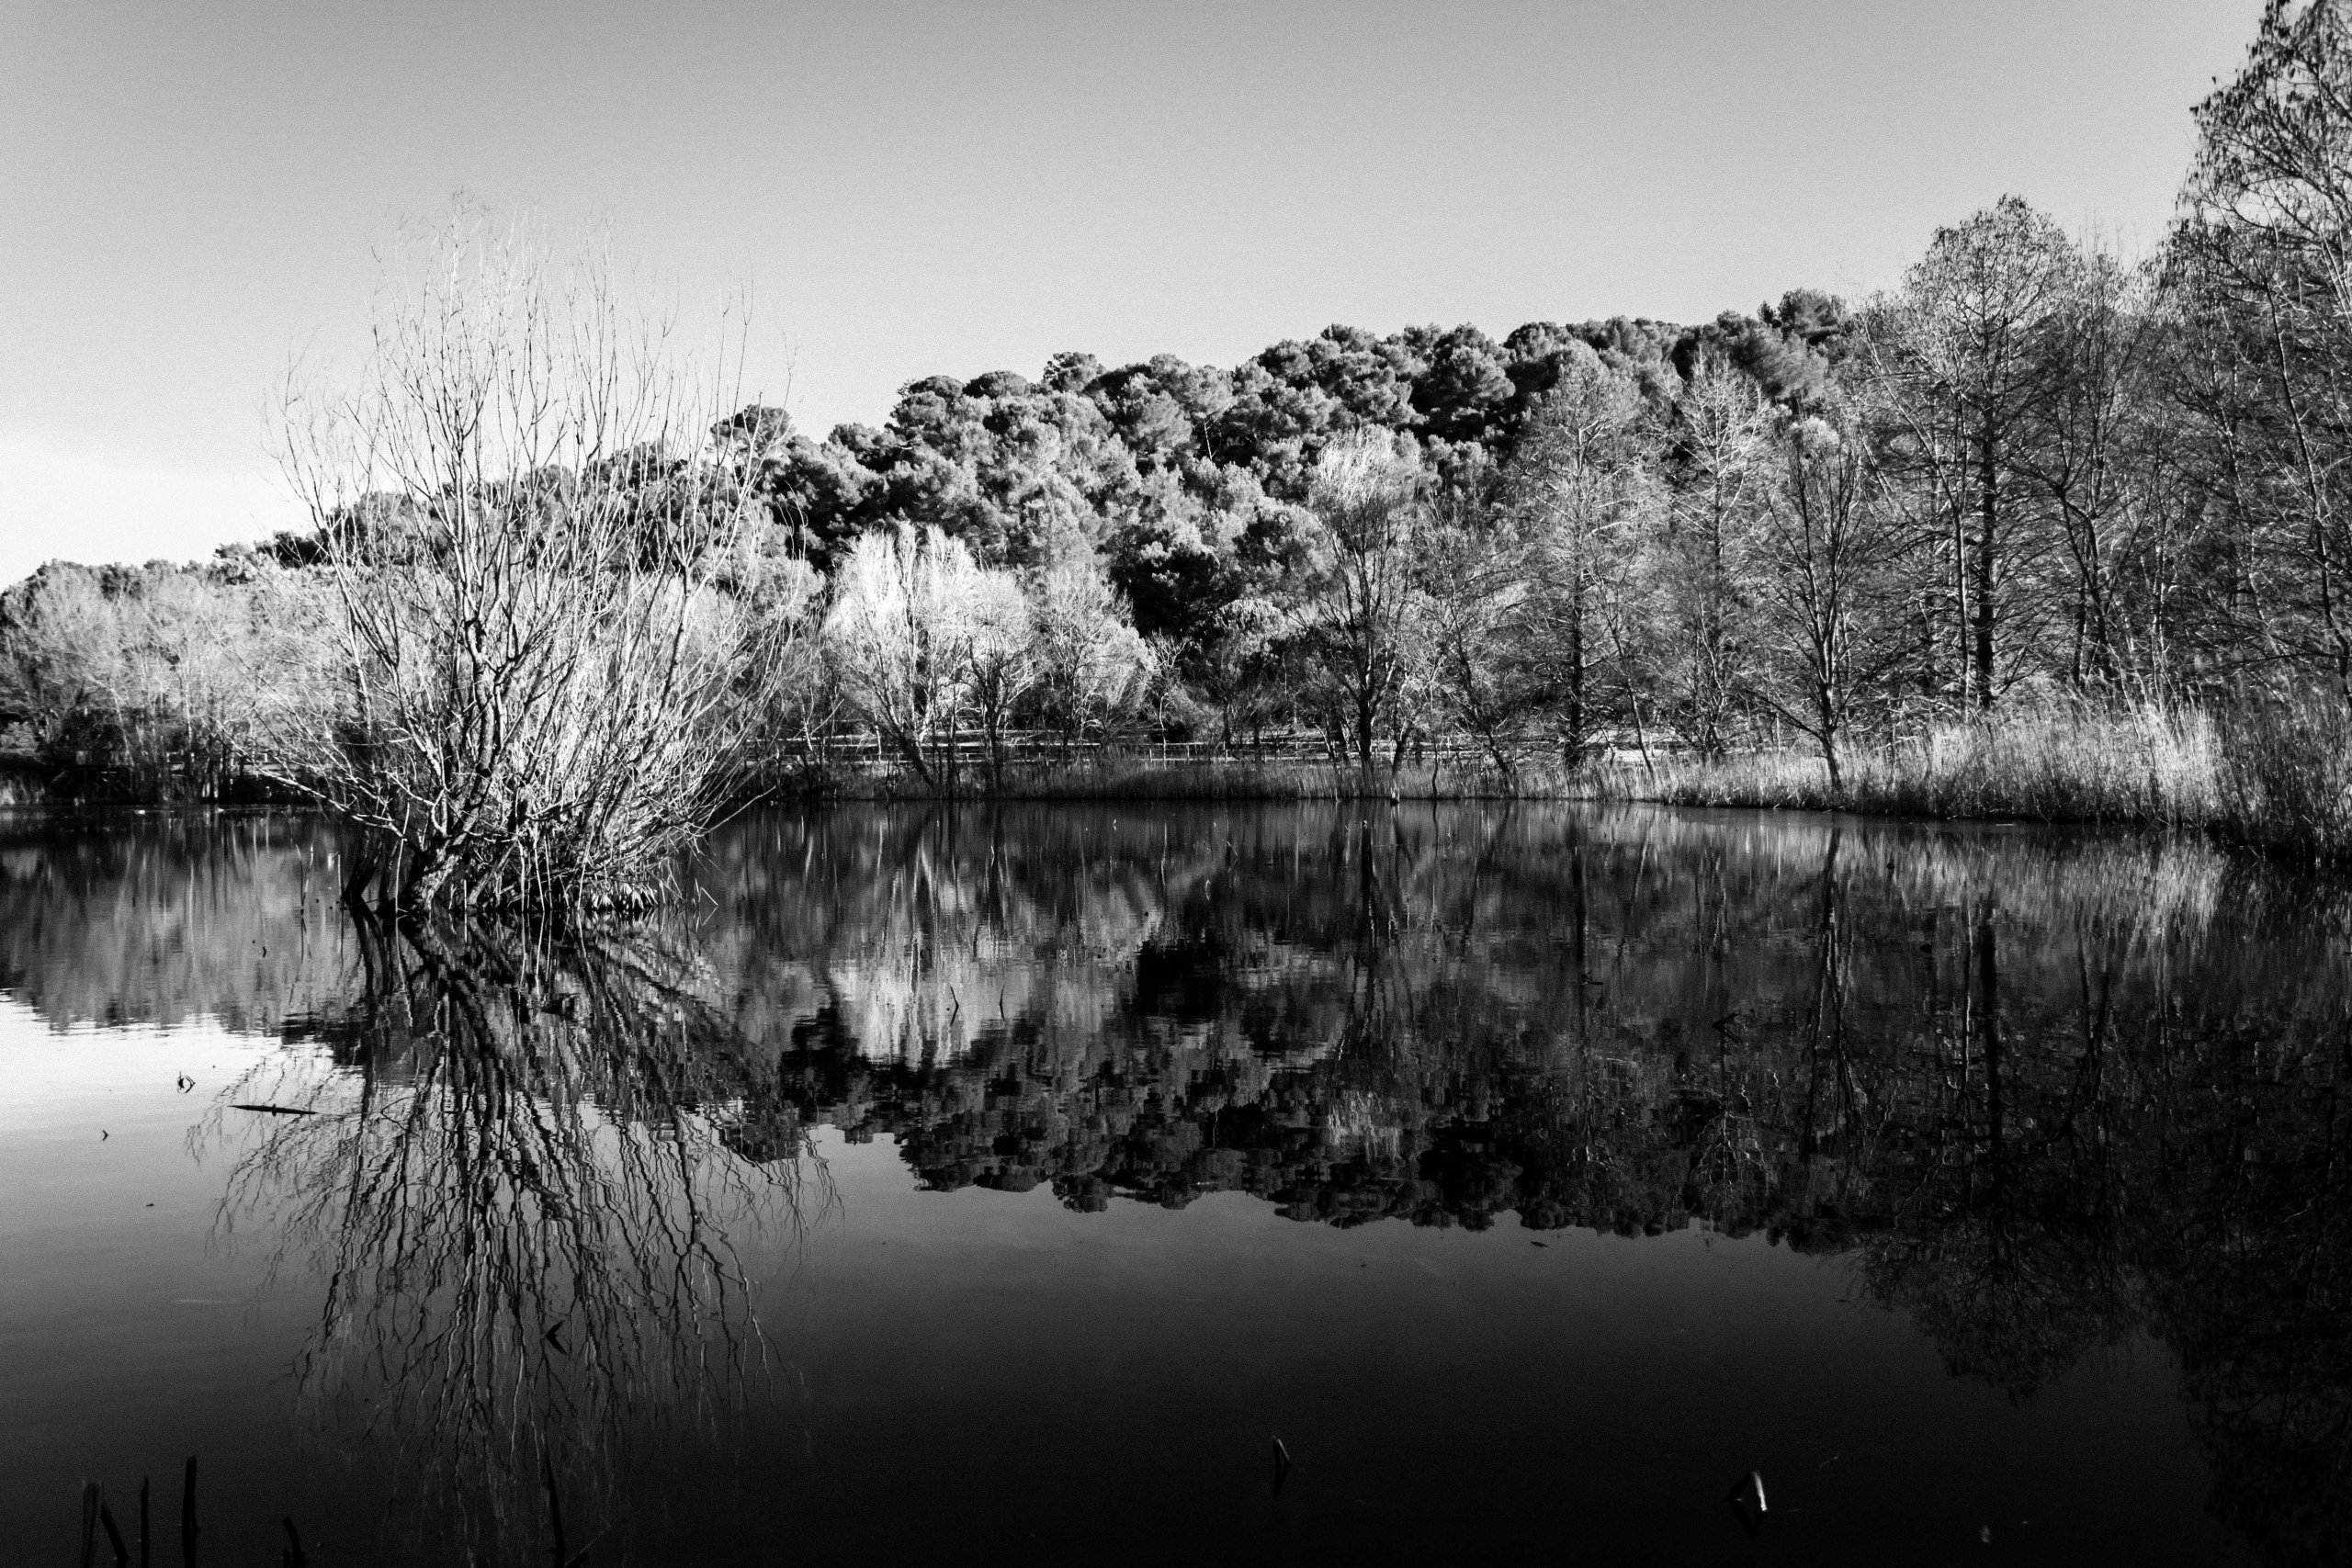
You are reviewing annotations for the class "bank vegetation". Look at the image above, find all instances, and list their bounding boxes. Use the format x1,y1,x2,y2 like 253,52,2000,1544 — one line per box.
7,2,2352,863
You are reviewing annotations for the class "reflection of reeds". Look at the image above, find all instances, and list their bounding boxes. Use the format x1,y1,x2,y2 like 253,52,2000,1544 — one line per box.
205,914,827,1560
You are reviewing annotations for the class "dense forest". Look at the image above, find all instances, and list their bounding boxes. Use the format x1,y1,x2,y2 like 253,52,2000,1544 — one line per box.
6,1,2352,817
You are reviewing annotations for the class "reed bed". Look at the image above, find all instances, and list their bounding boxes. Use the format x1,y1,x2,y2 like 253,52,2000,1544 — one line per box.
1649,698,2352,862
0,758,44,808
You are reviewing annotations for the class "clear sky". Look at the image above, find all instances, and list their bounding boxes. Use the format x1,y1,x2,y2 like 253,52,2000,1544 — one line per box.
1,0,2265,582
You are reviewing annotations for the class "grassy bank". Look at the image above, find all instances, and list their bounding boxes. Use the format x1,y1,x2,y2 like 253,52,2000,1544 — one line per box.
12,704,2347,865
1645,699,2352,861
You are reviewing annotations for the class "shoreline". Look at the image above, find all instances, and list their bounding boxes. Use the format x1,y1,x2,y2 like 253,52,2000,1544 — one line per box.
9,696,2347,866
0,746,2329,843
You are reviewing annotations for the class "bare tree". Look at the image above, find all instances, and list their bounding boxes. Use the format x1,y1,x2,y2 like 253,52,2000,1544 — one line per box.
965,573,1037,784
2017,245,2157,689
1865,197,2080,708
2166,0,2352,694
1028,539,1152,759
272,209,775,915
823,522,1024,784
1508,345,1654,769
1286,430,1430,775
0,559,335,797
1422,502,1540,783
1747,404,1912,792
1657,359,1769,755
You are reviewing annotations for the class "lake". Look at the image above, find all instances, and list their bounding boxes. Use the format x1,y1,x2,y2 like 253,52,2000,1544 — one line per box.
2,802,2343,1565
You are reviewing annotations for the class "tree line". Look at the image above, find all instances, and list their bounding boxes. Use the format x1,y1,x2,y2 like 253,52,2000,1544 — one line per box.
5,0,2350,812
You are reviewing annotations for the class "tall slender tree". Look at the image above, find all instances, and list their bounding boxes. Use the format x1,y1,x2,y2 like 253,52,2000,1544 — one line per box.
1869,197,2080,707
1507,345,1654,767
2169,0,2352,694
1657,359,1769,754
1747,403,1910,792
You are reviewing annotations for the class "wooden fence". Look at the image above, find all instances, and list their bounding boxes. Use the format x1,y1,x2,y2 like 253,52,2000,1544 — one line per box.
752,728,1659,777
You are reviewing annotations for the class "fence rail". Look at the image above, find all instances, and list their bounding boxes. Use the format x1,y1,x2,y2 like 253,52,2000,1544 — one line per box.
749,728,1667,775
6,729,1679,805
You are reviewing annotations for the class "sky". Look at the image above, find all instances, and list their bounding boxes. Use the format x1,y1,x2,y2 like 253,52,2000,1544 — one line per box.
0,0,2267,584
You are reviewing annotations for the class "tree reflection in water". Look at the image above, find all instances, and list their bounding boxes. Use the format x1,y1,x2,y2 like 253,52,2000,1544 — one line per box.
687,804,2352,1563
6,805,2352,1562
201,910,827,1559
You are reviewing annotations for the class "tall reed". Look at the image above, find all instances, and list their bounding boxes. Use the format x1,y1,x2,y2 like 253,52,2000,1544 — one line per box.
1649,696,2352,861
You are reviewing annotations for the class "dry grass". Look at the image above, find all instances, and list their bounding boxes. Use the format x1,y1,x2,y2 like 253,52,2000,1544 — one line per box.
1648,697,2352,861
1638,750,1841,810
0,757,44,808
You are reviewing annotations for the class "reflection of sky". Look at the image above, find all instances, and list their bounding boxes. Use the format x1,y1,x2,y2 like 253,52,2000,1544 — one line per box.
0,994,277,1137
0,992,2243,1565
0,1001,315,1562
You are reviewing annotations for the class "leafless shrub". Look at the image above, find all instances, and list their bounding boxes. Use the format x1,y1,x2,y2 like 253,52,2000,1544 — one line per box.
270,208,779,914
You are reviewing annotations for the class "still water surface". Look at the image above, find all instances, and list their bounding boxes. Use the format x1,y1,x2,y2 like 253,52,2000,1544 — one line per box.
2,803,2344,1564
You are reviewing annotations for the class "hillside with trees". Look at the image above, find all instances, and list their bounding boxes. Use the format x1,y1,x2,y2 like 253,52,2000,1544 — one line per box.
7,1,2352,840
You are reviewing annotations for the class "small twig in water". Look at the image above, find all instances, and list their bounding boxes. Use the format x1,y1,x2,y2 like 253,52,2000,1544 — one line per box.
1725,1469,1769,1538
543,1452,567,1568
179,1456,198,1567
99,1499,130,1566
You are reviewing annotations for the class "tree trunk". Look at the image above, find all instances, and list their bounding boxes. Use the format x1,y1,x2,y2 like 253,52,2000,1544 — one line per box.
1975,905,2003,1169
1563,592,1587,769
891,728,933,785
1973,428,1998,708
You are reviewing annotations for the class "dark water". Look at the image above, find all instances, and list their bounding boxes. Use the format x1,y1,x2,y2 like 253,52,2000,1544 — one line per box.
3,804,2346,1565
